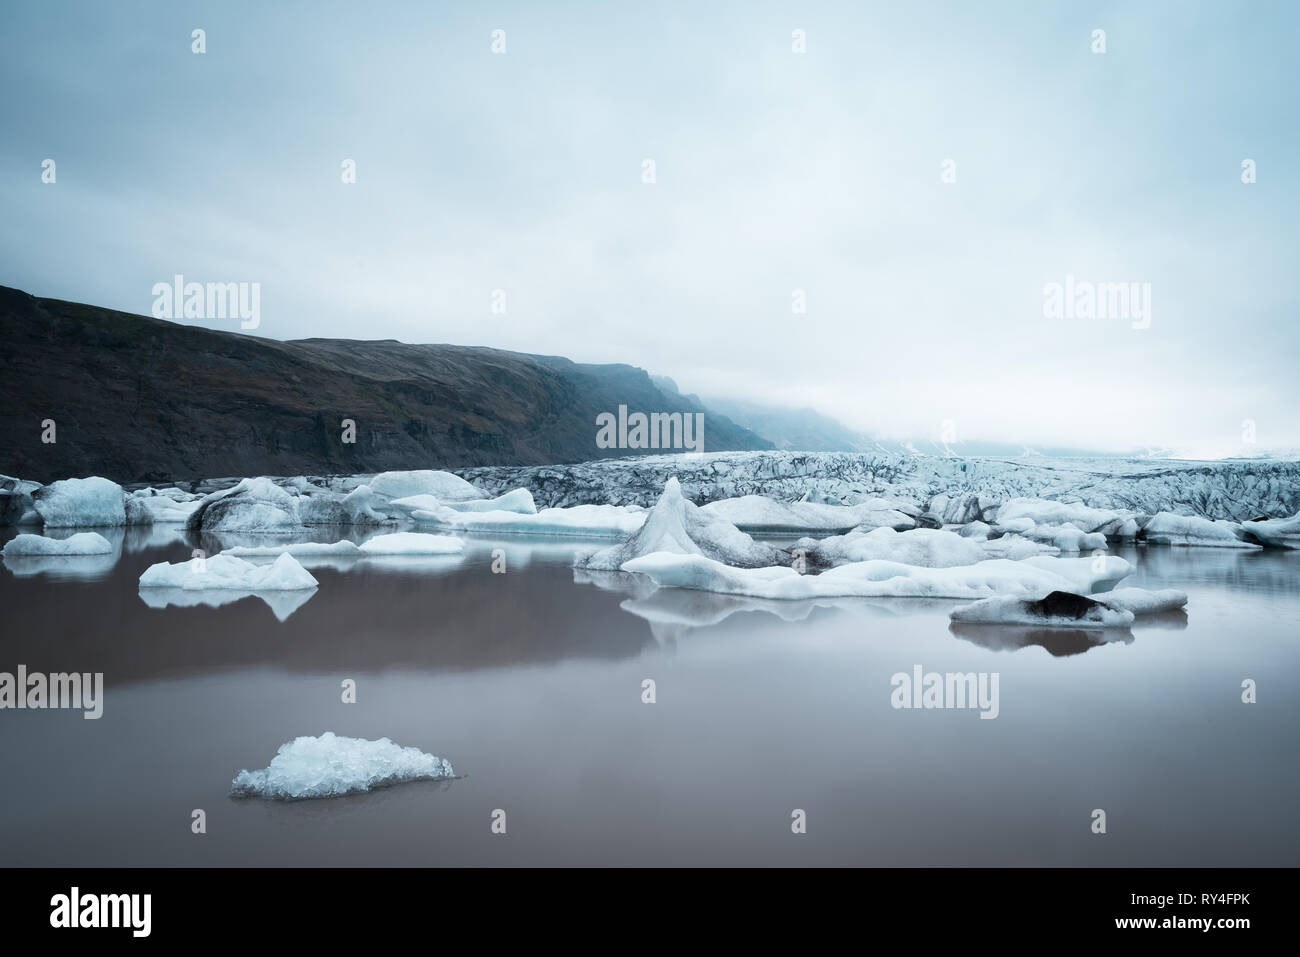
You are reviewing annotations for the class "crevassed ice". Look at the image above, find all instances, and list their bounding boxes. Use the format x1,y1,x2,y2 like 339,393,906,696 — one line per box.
230,732,455,800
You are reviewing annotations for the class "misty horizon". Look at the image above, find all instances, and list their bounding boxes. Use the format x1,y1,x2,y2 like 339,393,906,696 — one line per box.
4,1,1298,457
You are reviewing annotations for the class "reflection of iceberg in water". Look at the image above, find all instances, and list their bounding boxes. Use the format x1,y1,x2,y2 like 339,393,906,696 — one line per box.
949,622,1135,656
352,553,466,575
137,586,315,622
2,552,119,581
122,523,188,552
615,581,933,644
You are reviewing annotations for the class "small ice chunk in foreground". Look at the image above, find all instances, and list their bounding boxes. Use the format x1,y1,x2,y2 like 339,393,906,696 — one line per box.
139,551,318,590
2,532,113,557
230,732,455,800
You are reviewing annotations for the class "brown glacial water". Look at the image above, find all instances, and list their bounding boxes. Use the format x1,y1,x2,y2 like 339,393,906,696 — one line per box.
1,528,1297,866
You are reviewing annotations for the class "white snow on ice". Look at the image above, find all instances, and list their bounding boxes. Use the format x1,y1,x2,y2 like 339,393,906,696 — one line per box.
230,732,455,800
578,477,780,570
138,551,319,590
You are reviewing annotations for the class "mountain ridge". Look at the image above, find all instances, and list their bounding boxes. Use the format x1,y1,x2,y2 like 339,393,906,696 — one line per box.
0,285,770,483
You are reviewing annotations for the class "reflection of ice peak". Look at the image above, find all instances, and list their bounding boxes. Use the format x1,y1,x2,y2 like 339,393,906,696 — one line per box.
137,586,315,622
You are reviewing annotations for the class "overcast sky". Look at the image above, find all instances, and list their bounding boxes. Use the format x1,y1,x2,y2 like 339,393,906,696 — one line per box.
2,1,1298,455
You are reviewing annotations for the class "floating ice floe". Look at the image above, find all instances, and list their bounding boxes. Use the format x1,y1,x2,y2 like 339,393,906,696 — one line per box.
129,488,201,524
390,487,536,518
32,477,127,528
223,540,363,558
1017,523,1109,552
1091,587,1188,616
368,470,485,502
976,534,1060,559
578,477,780,571
139,552,318,590
2,532,114,557
357,532,463,554
230,732,455,800
1240,512,1300,549
0,476,42,526
222,532,463,561
619,551,1133,601
996,498,1124,533
794,526,987,569
698,495,916,533
948,586,1188,628
950,591,1136,629
413,502,646,539
1142,512,1259,548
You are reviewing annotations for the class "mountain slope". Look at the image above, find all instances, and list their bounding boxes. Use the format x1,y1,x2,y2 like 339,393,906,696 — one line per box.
0,286,769,483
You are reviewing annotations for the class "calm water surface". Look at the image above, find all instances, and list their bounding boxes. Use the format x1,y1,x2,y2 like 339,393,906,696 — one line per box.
1,526,1297,866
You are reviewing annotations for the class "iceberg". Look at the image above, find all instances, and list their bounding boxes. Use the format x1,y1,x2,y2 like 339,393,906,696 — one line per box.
139,551,318,590
619,551,1133,601
1240,512,1300,549
32,477,127,528
230,732,455,800
368,470,485,502
390,487,537,518
1018,523,1109,552
699,495,916,533
578,477,781,571
186,477,303,533
413,503,646,539
950,591,1136,629
794,526,986,569
340,485,398,524
2,532,113,557
130,489,201,524
996,498,1123,533
1091,587,1188,616
356,532,464,555
1142,512,1259,548
0,475,42,526
223,541,362,558
977,534,1060,559
949,586,1187,628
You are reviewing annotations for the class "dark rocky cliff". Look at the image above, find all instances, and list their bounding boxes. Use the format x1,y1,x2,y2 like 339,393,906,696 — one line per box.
0,286,770,483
